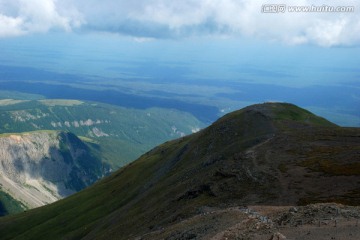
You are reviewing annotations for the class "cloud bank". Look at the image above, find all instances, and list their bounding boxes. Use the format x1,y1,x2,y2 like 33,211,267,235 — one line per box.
0,0,359,46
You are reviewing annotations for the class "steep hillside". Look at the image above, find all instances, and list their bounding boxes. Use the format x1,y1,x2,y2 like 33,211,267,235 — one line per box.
0,103,359,239
0,99,204,168
0,131,104,215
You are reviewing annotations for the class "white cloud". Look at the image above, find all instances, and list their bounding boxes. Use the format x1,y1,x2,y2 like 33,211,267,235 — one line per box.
133,37,154,43
0,0,83,36
303,17,360,47
0,0,359,47
0,14,24,37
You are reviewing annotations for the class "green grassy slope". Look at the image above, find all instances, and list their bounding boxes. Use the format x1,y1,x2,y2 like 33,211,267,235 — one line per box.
0,99,204,169
0,103,358,239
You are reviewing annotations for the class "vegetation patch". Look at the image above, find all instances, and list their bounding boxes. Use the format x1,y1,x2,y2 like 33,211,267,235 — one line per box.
278,163,288,173
0,130,58,138
270,103,336,127
78,136,98,144
300,158,360,176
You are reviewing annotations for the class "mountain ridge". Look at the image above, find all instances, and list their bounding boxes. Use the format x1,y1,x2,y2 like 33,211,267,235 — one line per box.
0,102,359,239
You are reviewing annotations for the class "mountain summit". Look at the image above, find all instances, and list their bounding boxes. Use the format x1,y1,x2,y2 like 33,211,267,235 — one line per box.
0,103,359,239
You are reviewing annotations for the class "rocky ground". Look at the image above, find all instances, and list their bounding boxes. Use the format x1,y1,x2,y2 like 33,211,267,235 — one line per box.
138,203,360,240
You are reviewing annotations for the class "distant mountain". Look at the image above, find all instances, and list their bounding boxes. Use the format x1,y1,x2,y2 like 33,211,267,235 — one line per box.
0,103,359,239
0,130,104,216
0,99,204,169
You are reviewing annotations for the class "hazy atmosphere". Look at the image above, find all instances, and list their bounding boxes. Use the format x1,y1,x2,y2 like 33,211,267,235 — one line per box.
0,0,359,126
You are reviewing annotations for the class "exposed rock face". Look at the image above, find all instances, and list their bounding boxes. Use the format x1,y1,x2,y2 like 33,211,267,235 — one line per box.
0,131,103,209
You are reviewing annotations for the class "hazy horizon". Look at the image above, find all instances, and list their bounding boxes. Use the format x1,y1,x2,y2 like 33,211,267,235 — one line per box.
0,0,359,126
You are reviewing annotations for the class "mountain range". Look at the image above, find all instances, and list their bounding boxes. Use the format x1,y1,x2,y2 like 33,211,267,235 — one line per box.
0,102,359,239
0,99,204,169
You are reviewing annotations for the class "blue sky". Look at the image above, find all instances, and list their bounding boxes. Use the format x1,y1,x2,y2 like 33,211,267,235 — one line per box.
0,0,359,125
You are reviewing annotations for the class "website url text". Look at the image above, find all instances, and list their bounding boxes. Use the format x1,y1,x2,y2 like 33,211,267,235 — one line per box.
261,4,355,13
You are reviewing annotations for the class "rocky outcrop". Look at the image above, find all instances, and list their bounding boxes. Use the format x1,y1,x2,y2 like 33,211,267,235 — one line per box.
0,131,103,209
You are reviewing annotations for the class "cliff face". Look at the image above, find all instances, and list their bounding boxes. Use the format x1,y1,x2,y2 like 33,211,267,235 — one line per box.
0,131,103,209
